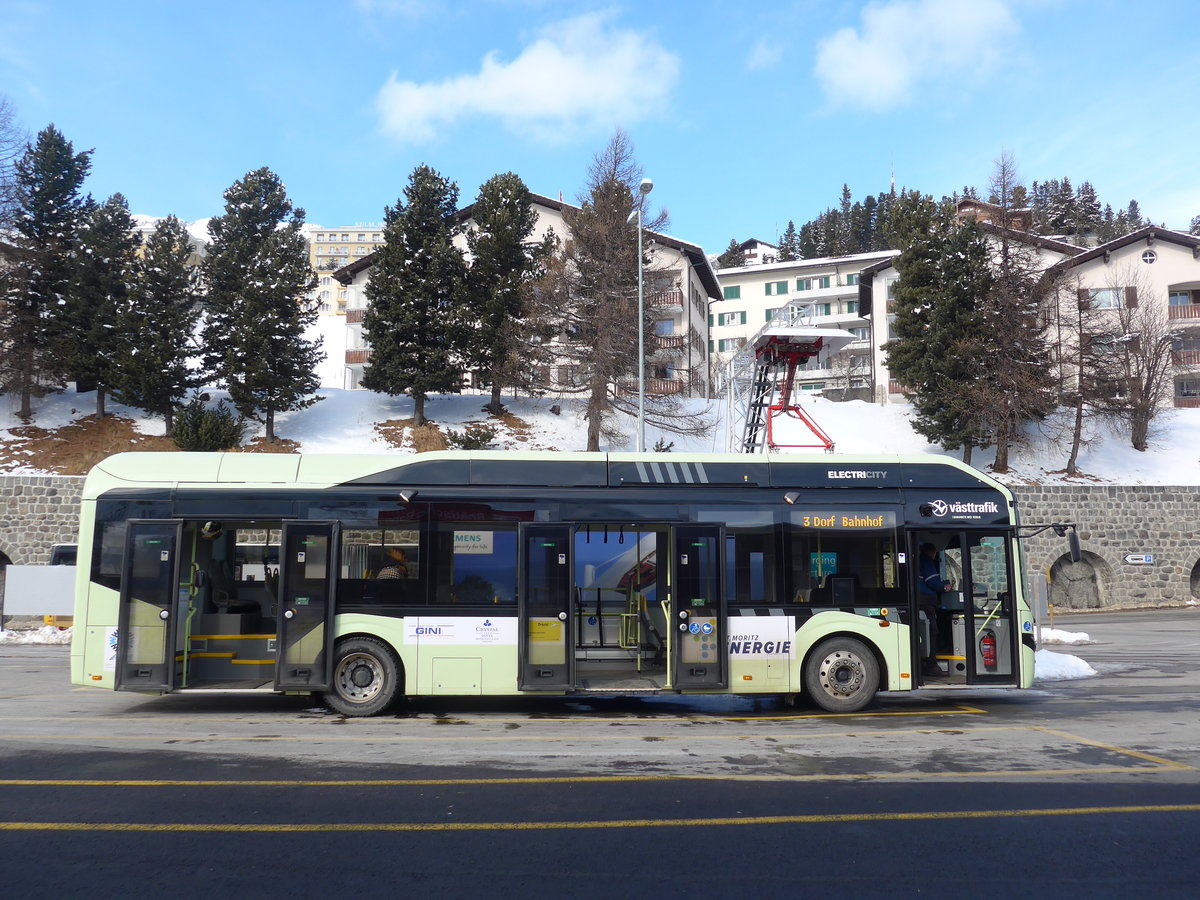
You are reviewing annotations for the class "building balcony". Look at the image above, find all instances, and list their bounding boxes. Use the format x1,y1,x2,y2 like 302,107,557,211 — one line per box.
888,380,911,394
1168,304,1200,320
1174,397,1200,408
1173,349,1200,366
346,349,372,364
650,289,683,309
654,333,685,350
346,308,365,324
617,377,684,395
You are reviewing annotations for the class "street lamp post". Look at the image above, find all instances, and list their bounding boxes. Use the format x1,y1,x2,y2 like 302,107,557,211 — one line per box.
632,177,653,452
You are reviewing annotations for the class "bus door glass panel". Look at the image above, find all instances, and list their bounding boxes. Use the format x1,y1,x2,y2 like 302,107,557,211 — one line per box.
116,521,182,691
672,525,725,689
909,532,961,673
519,525,573,690
964,533,1016,682
276,522,338,690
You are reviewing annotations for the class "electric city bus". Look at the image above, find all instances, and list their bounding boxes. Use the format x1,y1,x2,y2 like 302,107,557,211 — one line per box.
70,451,1055,716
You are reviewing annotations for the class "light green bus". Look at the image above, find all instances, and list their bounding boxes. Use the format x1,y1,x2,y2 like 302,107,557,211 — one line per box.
70,451,1058,716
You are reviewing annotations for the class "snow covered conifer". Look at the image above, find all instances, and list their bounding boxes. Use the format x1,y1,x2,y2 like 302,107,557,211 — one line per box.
0,124,92,419
361,164,468,427
465,172,551,415
200,167,322,443
111,215,202,435
53,192,139,417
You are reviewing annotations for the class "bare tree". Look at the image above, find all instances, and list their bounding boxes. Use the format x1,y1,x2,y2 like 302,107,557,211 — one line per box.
0,96,27,230
969,152,1058,472
539,130,714,450
1089,263,1179,451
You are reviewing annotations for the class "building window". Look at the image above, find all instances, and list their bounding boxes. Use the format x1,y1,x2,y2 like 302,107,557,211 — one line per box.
1169,291,1193,306
886,280,897,299
800,382,825,391
723,285,741,300
795,278,811,291
766,307,780,322
817,275,832,289
850,326,869,341
846,300,858,314
358,233,366,241
1142,249,1157,264
654,319,673,336
719,311,746,326
1089,288,1123,309
316,234,325,242
1178,379,1199,398
846,273,859,286
765,281,787,296
813,303,831,316
718,338,747,352
341,233,349,241
373,234,382,242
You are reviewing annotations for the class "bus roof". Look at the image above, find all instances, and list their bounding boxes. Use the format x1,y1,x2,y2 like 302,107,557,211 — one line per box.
83,451,1013,499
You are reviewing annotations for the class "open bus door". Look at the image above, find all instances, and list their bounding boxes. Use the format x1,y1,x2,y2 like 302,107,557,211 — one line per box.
911,530,1019,684
670,525,727,689
275,522,339,691
115,520,183,692
518,524,574,690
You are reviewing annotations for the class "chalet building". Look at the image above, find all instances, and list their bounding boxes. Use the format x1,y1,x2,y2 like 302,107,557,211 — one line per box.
331,192,719,397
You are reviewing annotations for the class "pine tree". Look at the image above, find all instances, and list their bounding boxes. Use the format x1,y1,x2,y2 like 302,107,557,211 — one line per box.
0,125,92,419
1126,199,1144,227
965,154,1057,472
52,193,139,417
201,167,322,443
883,210,993,462
1075,181,1101,237
715,238,743,268
361,164,468,427
110,216,202,435
777,221,799,261
1190,215,1200,236
464,171,550,415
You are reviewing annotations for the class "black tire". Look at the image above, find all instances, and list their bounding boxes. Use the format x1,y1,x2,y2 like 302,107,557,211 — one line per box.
803,636,880,713
322,636,402,717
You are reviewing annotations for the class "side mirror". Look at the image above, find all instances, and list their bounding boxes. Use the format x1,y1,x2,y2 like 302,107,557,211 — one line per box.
1068,529,1082,563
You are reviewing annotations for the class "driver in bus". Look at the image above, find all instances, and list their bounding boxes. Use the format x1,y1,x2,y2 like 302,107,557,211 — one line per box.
918,543,954,676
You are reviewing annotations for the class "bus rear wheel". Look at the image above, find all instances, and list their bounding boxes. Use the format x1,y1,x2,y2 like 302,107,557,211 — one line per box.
323,637,402,717
804,637,879,713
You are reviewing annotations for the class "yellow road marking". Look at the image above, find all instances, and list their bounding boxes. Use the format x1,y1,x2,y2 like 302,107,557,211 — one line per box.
1032,727,1196,770
3,804,1200,832
0,766,1175,788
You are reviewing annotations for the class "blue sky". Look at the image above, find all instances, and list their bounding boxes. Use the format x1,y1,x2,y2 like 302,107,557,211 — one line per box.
3,0,1198,252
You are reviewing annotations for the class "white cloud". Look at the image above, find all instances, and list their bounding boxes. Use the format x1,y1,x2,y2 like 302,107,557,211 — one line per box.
813,0,1020,110
375,12,680,144
746,38,782,71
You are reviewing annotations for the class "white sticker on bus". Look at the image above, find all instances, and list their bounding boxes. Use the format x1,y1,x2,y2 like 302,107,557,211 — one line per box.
727,616,795,657
406,617,517,645
104,627,118,671
453,531,494,554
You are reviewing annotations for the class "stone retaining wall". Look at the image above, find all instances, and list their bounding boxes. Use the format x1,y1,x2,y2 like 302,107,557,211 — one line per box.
0,476,1196,610
1013,485,1200,610
0,475,85,566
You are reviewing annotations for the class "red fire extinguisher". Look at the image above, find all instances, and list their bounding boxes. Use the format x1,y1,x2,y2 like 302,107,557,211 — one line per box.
980,630,997,668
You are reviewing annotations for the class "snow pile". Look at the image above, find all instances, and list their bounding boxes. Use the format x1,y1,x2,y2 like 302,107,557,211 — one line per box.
1033,649,1098,681
1038,627,1092,645
0,625,73,645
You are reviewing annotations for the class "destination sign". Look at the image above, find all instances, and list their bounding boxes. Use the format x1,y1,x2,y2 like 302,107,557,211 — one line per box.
793,510,897,529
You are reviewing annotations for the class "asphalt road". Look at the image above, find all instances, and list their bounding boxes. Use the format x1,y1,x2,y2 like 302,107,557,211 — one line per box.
1,607,1197,898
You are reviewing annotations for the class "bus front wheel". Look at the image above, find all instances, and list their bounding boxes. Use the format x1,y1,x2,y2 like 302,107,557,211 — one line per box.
323,637,402,717
804,637,879,713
